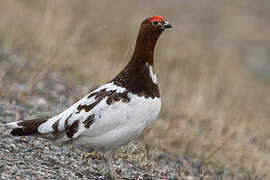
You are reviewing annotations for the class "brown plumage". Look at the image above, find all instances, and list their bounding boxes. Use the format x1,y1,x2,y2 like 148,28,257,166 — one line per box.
112,18,166,98
11,119,46,136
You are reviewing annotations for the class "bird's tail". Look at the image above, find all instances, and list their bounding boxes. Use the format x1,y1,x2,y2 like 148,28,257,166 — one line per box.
6,119,47,136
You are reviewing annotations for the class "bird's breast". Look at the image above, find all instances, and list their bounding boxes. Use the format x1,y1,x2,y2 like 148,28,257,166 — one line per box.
79,93,161,149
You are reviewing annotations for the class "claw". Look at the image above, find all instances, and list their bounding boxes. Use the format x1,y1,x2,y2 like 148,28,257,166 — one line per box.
83,151,103,162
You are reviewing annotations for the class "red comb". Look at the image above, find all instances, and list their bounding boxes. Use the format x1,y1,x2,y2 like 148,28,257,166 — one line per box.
148,16,165,23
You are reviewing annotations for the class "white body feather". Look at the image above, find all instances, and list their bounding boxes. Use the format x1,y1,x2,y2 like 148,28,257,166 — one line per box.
74,92,161,150
8,82,161,151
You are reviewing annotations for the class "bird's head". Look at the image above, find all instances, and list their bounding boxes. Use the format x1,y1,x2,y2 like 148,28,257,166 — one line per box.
139,16,172,38
131,16,172,64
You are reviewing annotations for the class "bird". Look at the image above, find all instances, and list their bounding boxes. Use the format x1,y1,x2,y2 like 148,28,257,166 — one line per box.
6,16,172,179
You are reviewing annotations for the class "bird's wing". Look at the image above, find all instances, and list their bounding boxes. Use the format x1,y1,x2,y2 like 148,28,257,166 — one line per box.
7,82,129,143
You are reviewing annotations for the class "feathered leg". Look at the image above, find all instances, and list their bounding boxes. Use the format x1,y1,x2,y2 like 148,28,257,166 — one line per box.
103,149,121,180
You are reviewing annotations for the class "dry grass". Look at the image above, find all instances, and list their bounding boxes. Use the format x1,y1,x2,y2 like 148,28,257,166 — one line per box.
1,0,270,179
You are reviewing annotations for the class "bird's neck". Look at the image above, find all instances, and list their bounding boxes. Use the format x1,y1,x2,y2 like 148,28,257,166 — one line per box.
111,31,160,98
130,32,159,66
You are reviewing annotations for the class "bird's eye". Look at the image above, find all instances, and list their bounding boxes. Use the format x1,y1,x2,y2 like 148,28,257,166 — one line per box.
152,21,159,26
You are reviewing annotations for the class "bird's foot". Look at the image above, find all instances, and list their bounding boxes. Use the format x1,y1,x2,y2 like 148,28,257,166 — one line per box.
137,135,151,166
103,166,121,180
141,145,150,166
83,151,103,162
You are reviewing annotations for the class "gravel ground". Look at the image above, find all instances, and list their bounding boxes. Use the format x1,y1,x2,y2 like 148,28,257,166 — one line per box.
0,108,241,180
0,47,246,180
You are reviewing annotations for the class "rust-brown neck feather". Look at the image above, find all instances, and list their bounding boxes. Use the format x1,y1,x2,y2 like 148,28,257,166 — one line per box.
112,20,162,98
131,25,160,66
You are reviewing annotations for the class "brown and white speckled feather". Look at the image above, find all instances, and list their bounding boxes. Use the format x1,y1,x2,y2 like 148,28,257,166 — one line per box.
8,83,132,141
7,77,160,146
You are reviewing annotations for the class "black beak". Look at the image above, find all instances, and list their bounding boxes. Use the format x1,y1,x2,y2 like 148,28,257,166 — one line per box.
162,21,172,29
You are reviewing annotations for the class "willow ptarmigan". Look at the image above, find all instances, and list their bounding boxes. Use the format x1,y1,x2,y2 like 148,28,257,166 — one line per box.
6,16,172,179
